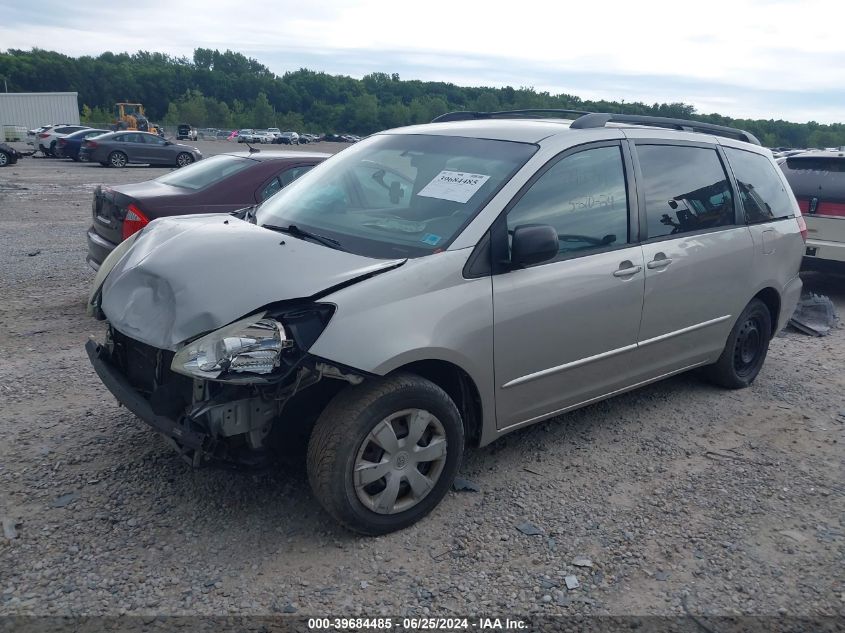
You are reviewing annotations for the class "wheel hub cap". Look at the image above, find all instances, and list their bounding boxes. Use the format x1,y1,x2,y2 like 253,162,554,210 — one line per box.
353,408,447,515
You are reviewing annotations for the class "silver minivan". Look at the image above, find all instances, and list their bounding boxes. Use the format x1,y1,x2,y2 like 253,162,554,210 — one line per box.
87,111,805,534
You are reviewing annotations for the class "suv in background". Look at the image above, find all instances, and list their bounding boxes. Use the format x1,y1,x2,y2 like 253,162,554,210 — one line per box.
274,131,299,145
86,111,804,535
780,150,845,271
176,124,197,141
37,124,90,156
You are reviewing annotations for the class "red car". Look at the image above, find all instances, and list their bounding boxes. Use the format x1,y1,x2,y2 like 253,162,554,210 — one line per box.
86,151,328,269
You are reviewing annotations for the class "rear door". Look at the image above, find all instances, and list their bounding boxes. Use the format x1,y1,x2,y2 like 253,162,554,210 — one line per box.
119,133,145,162
631,140,755,375
492,141,646,430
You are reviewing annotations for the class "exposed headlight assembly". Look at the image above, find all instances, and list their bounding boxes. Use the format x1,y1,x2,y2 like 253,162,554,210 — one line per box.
171,312,293,380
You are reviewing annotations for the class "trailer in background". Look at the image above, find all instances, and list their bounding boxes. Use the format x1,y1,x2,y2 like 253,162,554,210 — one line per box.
0,92,80,131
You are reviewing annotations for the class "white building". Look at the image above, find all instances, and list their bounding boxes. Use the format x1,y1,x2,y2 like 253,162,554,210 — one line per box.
0,92,80,130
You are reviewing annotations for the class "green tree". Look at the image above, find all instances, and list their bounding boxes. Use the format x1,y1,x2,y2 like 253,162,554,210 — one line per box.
251,92,274,127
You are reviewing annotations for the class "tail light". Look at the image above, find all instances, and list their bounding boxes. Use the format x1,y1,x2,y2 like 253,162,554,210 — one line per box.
84,140,98,149
39,132,50,138
122,204,150,240
58,139,67,146
796,215,808,242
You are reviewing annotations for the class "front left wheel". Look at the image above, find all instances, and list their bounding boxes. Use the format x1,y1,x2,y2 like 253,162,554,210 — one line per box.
307,373,464,535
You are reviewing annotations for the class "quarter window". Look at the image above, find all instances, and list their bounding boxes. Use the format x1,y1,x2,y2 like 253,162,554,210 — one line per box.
724,148,794,223
279,165,314,187
506,145,629,258
637,145,734,238
260,177,283,201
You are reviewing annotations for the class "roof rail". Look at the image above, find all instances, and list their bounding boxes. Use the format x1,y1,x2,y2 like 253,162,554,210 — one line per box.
569,113,761,145
432,109,591,123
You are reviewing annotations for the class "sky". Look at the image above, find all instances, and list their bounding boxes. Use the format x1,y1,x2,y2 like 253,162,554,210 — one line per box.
2,0,844,123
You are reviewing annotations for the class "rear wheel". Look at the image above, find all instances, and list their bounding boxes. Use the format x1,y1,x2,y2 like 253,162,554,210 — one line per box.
49,141,58,157
704,298,772,389
307,373,464,535
0,151,9,167
176,152,194,167
108,151,128,168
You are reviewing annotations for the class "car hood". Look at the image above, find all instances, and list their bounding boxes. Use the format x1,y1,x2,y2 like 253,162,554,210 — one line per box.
101,215,405,350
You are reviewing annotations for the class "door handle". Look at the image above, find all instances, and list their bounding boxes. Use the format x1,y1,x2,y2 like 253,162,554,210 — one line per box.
647,254,673,269
613,263,642,277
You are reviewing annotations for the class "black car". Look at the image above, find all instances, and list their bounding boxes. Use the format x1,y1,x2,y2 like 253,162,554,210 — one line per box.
0,142,20,167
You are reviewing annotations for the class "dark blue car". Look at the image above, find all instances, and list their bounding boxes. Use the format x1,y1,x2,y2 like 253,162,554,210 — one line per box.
56,128,110,161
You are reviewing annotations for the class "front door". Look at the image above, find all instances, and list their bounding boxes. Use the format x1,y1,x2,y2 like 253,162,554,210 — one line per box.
632,142,755,376
493,142,646,430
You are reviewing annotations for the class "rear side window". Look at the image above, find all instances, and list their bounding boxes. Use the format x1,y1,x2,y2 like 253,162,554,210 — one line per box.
280,165,314,187
724,148,794,223
506,145,629,257
637,145,734,239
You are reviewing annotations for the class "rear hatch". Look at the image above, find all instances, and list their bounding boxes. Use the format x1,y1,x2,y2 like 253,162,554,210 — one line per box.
781,154,845,245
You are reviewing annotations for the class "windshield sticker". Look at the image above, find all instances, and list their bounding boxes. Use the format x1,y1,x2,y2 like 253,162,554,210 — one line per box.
421,233,441,246
417,171,491,204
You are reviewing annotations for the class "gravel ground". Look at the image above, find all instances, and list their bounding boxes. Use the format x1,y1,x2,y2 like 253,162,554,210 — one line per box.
0,143,843,618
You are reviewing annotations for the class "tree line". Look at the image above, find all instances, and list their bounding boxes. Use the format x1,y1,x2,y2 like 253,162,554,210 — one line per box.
2,47,844,147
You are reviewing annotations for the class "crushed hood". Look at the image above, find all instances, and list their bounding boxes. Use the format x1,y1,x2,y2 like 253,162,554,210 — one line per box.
101,215,404,350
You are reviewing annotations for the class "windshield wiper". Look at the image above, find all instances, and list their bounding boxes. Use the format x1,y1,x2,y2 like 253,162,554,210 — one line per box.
261,223,345,251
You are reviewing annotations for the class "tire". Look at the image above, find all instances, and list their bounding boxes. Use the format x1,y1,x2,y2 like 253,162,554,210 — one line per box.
0,151,9,167
49,141,57,156
307,373,464,535
108,151,128,168
704,298,772,389
176,152,194,168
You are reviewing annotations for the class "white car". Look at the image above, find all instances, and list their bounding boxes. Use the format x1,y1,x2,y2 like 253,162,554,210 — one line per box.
252,129,275,144
37,124,90,156
236,129,257,143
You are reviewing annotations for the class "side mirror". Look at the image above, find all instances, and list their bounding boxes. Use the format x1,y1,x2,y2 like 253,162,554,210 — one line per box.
164,140,173,146
511,224,559,267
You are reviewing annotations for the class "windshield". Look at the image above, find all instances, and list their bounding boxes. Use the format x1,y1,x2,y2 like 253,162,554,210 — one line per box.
256,133,537,258
156,154,253,191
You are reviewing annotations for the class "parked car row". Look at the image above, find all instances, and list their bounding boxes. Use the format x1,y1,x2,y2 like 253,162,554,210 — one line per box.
85,110,812,535
21,122,204,168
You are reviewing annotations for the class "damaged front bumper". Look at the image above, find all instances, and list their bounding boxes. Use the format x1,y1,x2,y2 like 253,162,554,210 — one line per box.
86,339,210,464
86,327,367,468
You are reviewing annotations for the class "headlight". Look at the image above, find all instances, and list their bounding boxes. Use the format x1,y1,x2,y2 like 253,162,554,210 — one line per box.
171,312,292,380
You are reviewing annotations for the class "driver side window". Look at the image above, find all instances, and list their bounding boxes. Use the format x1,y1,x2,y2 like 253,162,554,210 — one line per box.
507,145,629,258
